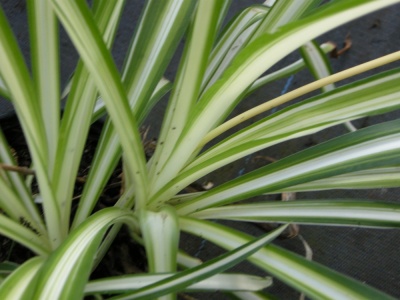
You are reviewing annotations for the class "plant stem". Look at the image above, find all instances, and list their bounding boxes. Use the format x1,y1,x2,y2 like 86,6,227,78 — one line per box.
0,164,35,175
199,50,400,148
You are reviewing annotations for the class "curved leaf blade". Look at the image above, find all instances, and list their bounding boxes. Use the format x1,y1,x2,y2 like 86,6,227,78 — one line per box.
0,257,45,300
191,200,400,228
27,0,60,168
301,39,356,131
32,208,137,300
73,0,194,223
246,42,335,97
151,0,400,193
277,166,400,192
150,68,400,205
49,0,148,207
300,40,334,92
250,0,323,39
0,4,61,247
175,119,400,214
0,128,45,234
0,75,9,98
54,0,126,234
0,214,49,256
195,67,400,168
201,4,269,92
110,225,287,300
180,217,396,300
85,273,272,294
122,0,196,120
149,0,230,182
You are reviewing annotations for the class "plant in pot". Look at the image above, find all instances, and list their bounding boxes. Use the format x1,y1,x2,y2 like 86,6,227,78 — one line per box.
0,0,400,299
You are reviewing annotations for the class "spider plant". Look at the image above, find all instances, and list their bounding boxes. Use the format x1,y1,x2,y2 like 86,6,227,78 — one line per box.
0,0,400,298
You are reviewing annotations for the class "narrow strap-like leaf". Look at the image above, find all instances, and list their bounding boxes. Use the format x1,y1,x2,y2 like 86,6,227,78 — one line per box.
180,217,396,300
245,42,335,97
0,257,45,300
175,120,400,214
191,200,400,228
0,75,9,98
122,0,195,120
0,5,61,247
49,0,149,208
31,208,137,300
73,0,194,224
275,166,400,192
109,225,286,300
201,4,269,92
301,40,356,131
300,40,334,92
149,0,230,183
250,0,323,39
150,0,400,197
54,0,126,233
27,0,60,171
149,69,400,206
85,273,271,294
195,67,400,163
0,129,45,235
0,214,49,256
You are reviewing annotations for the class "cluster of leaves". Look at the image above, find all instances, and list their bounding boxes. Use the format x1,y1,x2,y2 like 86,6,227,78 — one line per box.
0,0,399,299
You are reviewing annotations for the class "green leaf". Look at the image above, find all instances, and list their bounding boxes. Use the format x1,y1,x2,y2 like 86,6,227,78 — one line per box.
0,7,45,151
203,0,323,93
149,0,230,183
91,0,194,121
0,74,9,98
191,200,400,228
175,119,400,214
150,69,400,206
49,0,149,208
150,0,400,195
0,257,45,300
250,0,323,39
73,0,194,224
0,129,46,236
245,42,336,97
139,77,172,120
90,76,172,125
53,0,126,234
31,208,138,300
109,225,287,300
0,214,49,255
201,4,269,92
277,166,400,192
0,4,61,248
85,273,272,294
300,39,356,131
122,0,196,120
198,66,400,163
72,78,172,228
200,51,400,149
180,217,396,300
0,261,19,277
27,0,60,170
300,40,334,92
